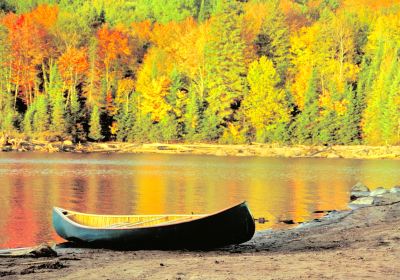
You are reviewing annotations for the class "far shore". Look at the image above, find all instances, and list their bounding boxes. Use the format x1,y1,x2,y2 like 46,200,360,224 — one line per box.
2,138,400,160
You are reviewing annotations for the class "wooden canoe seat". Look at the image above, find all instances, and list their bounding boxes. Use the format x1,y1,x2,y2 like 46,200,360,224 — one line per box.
107,216,168,228
157,216,194,226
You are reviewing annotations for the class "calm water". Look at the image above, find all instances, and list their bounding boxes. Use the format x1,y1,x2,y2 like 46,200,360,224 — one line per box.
1,152,400,248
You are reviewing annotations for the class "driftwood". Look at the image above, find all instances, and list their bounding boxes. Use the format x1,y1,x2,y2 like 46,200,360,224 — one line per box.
0,244,57,258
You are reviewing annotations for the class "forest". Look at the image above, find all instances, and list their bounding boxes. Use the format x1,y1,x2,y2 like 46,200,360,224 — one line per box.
0,0,399,145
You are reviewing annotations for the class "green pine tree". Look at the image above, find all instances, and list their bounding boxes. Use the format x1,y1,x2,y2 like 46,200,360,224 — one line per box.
115,101,132,142
336,85,362,144
254,0,290,82
159,113,178,143
203,0,247,139
0,25,15,135
23,103,36,136
0,95,15,134
184,89,202,142
381,58,400,144
293,69,320,144
47,64,67,136
200,112,221,141
32,94,50,135
89,105,104,141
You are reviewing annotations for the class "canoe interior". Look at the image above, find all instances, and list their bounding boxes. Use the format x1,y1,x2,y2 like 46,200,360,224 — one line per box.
61,210,206,229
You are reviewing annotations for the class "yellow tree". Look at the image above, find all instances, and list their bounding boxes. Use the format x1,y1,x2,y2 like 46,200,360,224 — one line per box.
243,56,289,142
135,48,172,122
288,24,319,110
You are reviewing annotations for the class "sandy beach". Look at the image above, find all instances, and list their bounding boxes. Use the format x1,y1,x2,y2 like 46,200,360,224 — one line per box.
1,194,399,279
3,138,400,160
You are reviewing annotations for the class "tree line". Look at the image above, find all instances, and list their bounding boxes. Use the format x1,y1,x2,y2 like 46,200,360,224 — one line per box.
0,0,399,145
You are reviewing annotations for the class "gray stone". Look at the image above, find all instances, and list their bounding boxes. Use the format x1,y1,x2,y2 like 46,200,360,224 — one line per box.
370,187,388,196
350,191,370,201
350,182,370,201
390,186,400,193
351,182,370,192
348,196,375,209
372,193,400,206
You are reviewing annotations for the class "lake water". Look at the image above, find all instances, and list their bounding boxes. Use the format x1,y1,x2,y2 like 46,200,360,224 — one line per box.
1,152,399,249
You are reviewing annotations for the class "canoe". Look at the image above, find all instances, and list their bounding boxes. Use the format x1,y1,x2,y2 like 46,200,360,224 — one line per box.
52,201,255,249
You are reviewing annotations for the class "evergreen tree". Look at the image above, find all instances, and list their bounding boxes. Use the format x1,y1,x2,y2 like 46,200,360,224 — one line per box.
336,85,362,144
198,0,206,22
166,70,188,139
0,94,15,134
68,88,84,141
159,113,179,142
184,89,202,142
200,113,221,141
48,64,67,136
293,69,320,144
203,0,247,139
129,112,159,143
381,57,400,144
254,0,290,82
115,89,138,142
0,25,15,134
23,103,36,136
0,0,16,13
32,94,50,135
88,105,103,141
316,110,337,144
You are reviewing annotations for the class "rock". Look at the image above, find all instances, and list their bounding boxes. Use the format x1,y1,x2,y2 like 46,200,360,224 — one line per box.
1,145,12,152
29,244,58,258
390,186,400,193
0,243,57,258
350,182,370,201
280,219,296,225
348,196,375,209
370,187,388,196
372,193,400,206
351,182,370,192
350,191,370,201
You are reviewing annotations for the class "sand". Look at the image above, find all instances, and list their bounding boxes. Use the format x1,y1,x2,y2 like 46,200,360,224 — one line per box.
3,140,400,160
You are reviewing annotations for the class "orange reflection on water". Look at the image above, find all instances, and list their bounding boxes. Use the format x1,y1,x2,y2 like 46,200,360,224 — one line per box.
2,168,40,248
135,165,167,214
1,154,399,248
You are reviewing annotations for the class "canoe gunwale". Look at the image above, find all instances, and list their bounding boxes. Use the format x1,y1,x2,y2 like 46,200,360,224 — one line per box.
53,201,249,231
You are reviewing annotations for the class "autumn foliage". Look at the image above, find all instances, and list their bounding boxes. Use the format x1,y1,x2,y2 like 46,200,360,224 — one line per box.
1,0,400,145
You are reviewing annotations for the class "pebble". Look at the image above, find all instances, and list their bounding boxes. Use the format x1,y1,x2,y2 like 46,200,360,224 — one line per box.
370,187,388,196
348,197,375,209
351,182,370,192
390,186,400,193
350,182,370,201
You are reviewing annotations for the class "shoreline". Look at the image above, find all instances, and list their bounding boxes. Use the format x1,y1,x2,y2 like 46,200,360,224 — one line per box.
2,140,400,159
1,195,399,279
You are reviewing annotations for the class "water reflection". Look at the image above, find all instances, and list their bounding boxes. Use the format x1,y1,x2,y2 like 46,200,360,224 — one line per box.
1,153,400,248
